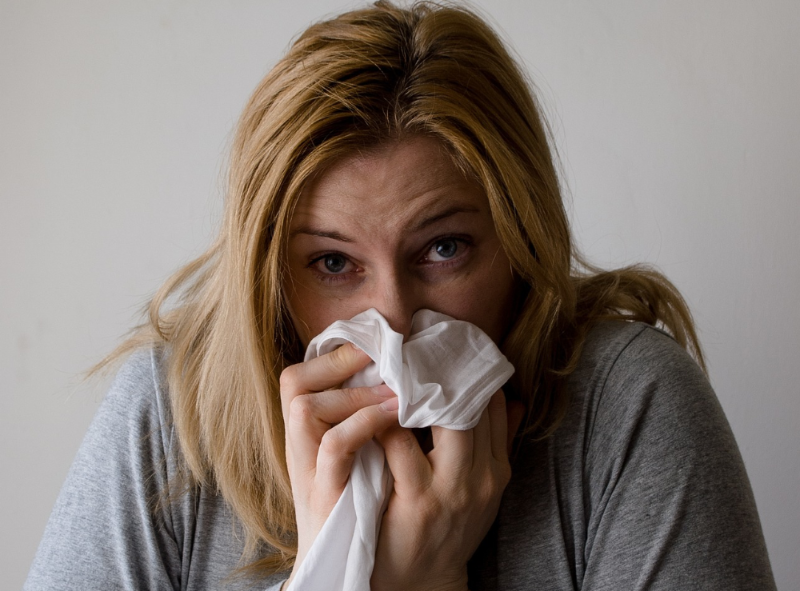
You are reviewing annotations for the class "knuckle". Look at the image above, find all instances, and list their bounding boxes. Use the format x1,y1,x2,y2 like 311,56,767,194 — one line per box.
320,351,340,375
318,428,348,458
480,467,510,503
341,387,367,406
477,479,496,506
386,427,417,454
279,364,299,391
288,395,315,424
353,406,380,430
449,485,473,513
496,461,512,488
328,343,354,370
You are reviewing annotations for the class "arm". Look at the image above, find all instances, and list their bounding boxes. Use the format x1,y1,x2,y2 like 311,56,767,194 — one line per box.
25,349,182,590
582,326,776,590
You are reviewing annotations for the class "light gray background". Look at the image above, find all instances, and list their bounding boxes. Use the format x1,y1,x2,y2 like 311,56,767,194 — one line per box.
2,1,797,589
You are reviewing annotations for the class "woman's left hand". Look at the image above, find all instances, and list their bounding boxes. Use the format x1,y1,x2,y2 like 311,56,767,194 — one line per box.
370,390,524,591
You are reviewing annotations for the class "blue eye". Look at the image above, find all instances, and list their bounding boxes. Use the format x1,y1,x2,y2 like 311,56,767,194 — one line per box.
323,254,347,273
307,252,357,284
429,238,459,261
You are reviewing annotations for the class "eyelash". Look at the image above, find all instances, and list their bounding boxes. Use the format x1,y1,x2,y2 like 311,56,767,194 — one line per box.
307,253,355,285
306,235,473,285
420,235,473,266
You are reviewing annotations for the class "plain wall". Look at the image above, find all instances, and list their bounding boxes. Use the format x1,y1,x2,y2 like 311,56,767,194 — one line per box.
2,0,798,588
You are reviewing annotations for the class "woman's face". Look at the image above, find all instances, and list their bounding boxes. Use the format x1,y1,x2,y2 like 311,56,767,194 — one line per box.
285,136,516,346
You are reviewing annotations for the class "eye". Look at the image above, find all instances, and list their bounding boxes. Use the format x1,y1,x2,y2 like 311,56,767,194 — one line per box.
307,252,358,283
428,238,460,262
321,254,348,273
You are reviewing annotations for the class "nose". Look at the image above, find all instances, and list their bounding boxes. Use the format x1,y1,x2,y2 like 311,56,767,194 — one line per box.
371,269,420,341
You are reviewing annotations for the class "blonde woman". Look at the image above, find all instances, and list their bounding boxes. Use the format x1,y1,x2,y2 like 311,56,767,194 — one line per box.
26,2,775,590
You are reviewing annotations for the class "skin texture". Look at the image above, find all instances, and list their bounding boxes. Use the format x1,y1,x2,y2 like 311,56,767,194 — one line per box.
280,136,523,591
284,136,516,344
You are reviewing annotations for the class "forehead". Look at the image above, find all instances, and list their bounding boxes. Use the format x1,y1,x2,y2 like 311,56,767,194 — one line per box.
291,137,490,231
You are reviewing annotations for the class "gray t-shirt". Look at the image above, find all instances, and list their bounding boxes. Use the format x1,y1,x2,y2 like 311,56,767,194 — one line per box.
25,322,776,590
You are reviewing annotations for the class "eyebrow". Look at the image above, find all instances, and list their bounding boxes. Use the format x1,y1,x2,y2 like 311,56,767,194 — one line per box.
291,228,354,242
410,205,480,232
291,204,480,242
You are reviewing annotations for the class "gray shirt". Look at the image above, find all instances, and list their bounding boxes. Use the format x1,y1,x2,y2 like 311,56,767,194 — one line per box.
25,322,776,590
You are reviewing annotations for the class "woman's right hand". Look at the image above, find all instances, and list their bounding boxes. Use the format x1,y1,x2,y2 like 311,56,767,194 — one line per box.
278,342,400,589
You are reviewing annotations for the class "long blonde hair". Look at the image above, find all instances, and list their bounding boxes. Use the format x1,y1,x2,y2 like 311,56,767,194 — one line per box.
102,0,703,574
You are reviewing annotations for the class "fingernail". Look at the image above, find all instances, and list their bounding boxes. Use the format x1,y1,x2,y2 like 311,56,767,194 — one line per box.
379,396,399,412
373,384,394,398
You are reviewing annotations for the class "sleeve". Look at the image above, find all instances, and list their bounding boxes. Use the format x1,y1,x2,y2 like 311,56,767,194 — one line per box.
24,349,183,591
582,326,776,590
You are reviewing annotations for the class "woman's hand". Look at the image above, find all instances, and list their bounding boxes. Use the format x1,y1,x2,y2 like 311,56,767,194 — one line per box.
279,342,400,588
370,390,524,591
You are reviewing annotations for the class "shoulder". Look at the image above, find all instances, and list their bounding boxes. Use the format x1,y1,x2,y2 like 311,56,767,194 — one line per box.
25,346,182,589
26,346,281,590
540,321,774,588
569,321,722,462
79,346,178,470
482,322,775,588
572,320,705,391
60,345,176,508
103,346,170,422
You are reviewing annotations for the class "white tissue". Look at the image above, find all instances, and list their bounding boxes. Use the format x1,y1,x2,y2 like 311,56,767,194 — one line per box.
287,308,514,591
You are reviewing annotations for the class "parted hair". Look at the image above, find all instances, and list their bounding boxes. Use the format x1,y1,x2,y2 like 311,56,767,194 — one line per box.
102,0,703,574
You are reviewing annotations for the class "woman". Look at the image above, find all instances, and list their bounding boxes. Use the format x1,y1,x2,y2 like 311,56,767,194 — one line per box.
26,2,775,590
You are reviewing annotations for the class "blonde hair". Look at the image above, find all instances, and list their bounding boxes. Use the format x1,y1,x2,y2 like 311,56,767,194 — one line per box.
102,0,703,574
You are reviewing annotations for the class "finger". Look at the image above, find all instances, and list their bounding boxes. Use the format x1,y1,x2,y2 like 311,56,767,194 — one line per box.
297,342,373,393
315,399,400,492
428,425,473,477
293,384,395,426
286,386,396,475
280,342,372,422
487,390,508,461
376,424,431,494
471,402,493,469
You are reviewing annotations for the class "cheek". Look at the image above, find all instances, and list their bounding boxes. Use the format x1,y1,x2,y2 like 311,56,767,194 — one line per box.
284,277,366,347
283,274,324,347
429,254,515,343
